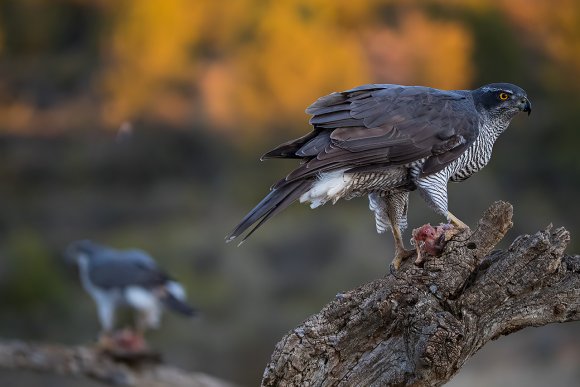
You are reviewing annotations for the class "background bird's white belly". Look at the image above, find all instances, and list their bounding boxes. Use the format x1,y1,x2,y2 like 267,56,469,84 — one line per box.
125,286,162,328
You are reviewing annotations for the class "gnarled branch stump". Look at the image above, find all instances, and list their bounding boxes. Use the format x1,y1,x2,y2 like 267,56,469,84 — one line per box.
263,201,579,386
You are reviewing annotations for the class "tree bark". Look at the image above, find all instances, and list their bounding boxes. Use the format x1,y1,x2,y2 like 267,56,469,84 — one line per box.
0,340,235,387
262,201,580,387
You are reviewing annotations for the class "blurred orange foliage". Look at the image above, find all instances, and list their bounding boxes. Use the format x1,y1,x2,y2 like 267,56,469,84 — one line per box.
100,0,476,135
499,0,580,87
363,10,472,90
1,0,579,135
101,0,205,127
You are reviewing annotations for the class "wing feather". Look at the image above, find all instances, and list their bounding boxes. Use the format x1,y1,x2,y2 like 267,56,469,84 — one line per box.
267,84,479,182
88,249,170,289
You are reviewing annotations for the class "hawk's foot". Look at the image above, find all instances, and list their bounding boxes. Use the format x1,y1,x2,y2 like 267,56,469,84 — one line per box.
414,248,425,266
390,248,416,272
447,211,469,230
114,328,148,352
96,332,116,352
98,329,148,354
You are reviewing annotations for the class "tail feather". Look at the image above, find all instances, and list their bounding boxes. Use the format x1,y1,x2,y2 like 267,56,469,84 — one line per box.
226,179,311,243
161,292,197,317
160,281,197,317
261,131,317,160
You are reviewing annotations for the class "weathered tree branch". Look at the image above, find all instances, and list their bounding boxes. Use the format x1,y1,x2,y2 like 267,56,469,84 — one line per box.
0,340,235,387
262,201,580,386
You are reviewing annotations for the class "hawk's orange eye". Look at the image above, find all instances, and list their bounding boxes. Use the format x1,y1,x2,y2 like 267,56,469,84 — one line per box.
499,92,509,101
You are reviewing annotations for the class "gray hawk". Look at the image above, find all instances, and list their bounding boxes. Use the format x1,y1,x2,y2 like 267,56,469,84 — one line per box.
226,83,531,269
66,240,196,350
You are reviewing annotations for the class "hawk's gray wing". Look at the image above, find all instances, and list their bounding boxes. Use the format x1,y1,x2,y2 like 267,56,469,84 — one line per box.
263,84,480,184
88,249,170,290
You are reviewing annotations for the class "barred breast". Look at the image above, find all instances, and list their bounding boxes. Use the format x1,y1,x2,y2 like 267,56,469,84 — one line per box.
449,129,495,182
345,168,410,199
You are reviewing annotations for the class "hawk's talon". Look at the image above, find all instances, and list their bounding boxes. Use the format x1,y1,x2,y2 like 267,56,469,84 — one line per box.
96,331,116,352
391,248,415,271
414,248,424,266
446,211,469,230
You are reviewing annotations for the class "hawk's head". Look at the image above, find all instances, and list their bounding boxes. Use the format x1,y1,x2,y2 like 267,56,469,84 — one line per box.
65,239,103,265
473,83,531,120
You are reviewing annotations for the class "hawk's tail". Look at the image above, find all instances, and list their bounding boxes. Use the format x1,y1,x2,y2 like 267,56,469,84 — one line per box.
161,281,197,317
226,179,312,244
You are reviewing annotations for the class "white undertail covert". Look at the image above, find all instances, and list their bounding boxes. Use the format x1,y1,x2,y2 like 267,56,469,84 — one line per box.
299,169,352,208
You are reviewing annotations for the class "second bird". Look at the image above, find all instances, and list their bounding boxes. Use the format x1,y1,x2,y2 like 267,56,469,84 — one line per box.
67,240,196,351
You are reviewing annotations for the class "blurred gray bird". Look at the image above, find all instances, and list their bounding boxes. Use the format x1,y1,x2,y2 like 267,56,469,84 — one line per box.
227,83,531,269
66,240,196,346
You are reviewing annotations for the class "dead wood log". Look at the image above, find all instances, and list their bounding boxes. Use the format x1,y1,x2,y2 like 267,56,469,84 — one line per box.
0,340,235,387
262,201,579,386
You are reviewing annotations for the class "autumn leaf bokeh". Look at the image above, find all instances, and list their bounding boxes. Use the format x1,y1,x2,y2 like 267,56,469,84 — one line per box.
1,0,579,136
101,0,474,134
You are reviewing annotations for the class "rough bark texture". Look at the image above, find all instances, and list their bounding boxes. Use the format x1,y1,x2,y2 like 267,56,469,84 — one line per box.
263,201,580,387
0,340,235,387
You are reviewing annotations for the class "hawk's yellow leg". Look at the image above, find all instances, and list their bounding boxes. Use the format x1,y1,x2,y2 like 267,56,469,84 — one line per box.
391,223,415,270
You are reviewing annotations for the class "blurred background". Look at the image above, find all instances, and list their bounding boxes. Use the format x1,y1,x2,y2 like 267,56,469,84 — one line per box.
0,0,578,386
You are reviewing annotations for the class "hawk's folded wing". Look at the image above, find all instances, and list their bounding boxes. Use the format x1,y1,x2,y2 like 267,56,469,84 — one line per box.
263,84,480,185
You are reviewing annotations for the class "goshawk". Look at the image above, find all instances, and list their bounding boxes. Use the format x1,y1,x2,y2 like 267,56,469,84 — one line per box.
227,83,531,268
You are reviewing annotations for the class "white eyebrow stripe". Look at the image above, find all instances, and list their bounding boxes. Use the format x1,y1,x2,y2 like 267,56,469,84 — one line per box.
481,87,513,94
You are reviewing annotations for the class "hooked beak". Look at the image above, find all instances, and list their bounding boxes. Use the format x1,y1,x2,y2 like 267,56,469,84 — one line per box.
519,96,532,116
